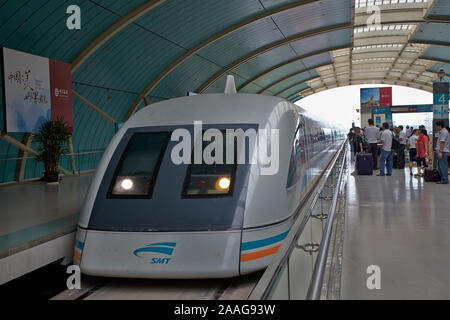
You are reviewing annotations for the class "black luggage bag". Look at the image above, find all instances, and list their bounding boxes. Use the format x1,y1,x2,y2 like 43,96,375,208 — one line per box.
424,168,440,182
393,154,399,169
357,153,373,175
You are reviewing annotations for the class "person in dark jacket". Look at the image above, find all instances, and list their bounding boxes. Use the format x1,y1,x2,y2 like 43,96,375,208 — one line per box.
351,127,364,175
348,128,355,154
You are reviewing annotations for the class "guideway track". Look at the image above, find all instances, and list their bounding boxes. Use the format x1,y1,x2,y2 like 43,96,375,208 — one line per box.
52,272,262,300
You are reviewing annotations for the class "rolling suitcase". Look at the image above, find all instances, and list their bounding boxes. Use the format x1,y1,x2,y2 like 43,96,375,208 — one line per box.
393,154,399,169
357,153,373,175
423,168,440,182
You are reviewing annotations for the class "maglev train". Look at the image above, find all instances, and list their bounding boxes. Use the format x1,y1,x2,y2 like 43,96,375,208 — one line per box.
74,85,346,279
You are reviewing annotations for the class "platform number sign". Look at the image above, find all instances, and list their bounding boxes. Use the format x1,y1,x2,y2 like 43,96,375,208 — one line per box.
433,82,449,120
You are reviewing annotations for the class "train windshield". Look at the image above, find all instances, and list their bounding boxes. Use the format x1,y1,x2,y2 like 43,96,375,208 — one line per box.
109,132,170,197
183,134,237,197
89,124,254,232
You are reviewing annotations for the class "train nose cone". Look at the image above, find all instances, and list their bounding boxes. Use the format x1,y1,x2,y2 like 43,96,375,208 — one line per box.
78,228,242,279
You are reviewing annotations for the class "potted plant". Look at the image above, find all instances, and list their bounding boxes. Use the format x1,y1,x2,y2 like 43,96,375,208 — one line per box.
35,118,71,183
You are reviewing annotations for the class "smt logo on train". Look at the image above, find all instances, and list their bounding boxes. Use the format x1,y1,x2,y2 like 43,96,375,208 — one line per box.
151,257,172,265
133,242,176,264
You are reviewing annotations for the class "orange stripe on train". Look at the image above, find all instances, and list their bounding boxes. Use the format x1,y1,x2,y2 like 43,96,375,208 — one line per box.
240,244,281,262
74,250,82,261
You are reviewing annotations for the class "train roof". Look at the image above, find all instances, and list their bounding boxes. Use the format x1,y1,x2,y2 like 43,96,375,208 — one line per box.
125,93,301,129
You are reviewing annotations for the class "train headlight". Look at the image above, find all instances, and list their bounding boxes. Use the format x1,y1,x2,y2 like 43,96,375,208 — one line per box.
121,178,133,190
217,177,231,190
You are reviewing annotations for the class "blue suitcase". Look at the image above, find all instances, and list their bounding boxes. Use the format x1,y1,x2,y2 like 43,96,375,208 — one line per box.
357,153,373,175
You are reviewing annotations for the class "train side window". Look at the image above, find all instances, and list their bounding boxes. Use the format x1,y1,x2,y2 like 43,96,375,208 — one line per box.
183,132,237,198
287,116,306,188
108,132,171,198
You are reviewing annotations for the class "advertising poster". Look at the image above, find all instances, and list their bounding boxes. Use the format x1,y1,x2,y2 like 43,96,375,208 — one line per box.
2,47,73,133
360,87,392,113
379,87,392,108
49,59,73,133
2,47,51,132
360,88,380,113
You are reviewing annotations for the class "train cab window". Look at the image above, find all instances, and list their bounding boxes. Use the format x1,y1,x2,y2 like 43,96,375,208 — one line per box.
109,132,171,197
183,133,237,197
287,116,307,188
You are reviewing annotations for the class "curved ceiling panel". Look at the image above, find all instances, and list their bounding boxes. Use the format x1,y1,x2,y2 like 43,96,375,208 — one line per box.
215,45,298,91
421,45,450,64
134,0,266,49
0,0,121,62
271,0,351,37
280,82,310,99
427,0,450,20
270,70,319,96
243,51,333,92
0,0,449,184
411,23,450,46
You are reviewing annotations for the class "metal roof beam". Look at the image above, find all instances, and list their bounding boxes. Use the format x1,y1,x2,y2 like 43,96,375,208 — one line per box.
257,62,333,94
238,44,352,92
291,71,437,100
409,39,450,47
274,75,320,97
421,57,450,65
72,90,117,124
14,133,33,182
124,0,322,121
299,79,433,98
355,3,428,25
247,41,446,96
197,19,447,96
71,0,166,73
255,52,445,100
197,22,353,94
314,76,432,90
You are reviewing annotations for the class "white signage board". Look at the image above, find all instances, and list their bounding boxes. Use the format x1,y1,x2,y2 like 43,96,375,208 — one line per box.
2,47,51,132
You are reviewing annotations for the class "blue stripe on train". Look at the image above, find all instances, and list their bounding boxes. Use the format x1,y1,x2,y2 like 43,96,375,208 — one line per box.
146,242,176,247
133,246,175,257
241,230,290,251
75,240,84,251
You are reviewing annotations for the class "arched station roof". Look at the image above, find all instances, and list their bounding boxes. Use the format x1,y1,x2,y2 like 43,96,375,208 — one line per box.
0,0,449,182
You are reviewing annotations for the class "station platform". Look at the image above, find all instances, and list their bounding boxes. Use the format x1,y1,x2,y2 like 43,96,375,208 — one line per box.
0,175,92,285
342,164,450,299
2,161,450,299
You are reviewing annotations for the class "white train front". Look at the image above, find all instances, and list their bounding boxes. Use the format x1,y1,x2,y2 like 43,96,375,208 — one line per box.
74,91,345,278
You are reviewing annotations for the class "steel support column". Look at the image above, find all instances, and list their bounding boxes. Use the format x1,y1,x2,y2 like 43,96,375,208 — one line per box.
14,133,33,182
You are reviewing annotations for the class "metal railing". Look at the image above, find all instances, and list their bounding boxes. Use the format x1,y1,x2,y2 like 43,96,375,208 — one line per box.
249,140,348,300
0,150,105,183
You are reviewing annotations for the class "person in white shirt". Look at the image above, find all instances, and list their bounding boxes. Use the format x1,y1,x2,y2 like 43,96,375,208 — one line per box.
435,121,450,184
364,119,380,170
397,125,407,169
378,122,393,176
407,129,419,176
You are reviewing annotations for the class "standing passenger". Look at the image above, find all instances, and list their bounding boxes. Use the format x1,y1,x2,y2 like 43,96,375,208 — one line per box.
348,129,355,154
415,129,429,177
409,126,414,138
378,122,393,176
364,119,379,170
408,129,419,176
435,121,450,184
398,125,407,169
351,128,364,175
